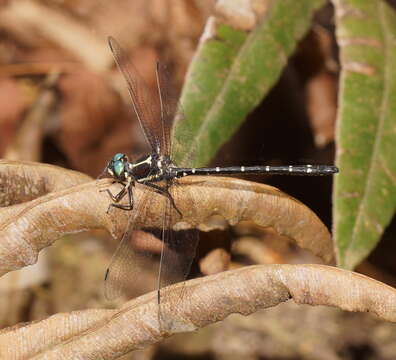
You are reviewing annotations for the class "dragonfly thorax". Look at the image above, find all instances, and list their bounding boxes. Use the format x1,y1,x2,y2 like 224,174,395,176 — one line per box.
130,153,174,183
129,154,153,181
106,152,175,183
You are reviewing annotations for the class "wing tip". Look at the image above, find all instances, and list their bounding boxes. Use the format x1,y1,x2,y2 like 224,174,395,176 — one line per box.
107,36,116,51
104,268,110,281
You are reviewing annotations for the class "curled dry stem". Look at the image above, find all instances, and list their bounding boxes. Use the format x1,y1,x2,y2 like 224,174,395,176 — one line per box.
0,165,334,275
1,264,396,359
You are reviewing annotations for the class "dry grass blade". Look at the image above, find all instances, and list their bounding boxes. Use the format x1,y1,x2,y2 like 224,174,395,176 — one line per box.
1,264,396,359
0,172,333,276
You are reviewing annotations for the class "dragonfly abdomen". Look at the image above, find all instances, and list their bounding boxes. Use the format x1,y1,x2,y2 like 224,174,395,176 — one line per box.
174,164,339,177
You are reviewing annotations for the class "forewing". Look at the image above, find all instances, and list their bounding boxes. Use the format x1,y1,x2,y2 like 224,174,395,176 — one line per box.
108,36,160,153
155,62,179,156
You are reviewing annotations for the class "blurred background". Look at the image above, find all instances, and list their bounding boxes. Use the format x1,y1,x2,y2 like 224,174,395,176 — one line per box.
1,1,396,359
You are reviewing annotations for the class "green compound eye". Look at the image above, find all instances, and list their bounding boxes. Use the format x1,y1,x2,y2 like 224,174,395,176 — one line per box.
113,160,124,177
113,153,124,162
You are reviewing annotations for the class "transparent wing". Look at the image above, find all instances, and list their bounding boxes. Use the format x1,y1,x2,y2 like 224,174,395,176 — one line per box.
155,59,197,165
104,178,199,333
108,36,161,153
155,62,179,156
157,180,200,332
170,103,200,168
104,187,159,300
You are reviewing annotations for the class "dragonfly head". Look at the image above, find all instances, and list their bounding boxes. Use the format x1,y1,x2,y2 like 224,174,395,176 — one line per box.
107,153,128,180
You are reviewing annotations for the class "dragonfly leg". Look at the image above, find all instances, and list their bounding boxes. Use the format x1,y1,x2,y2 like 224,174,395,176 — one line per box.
106,183,134,213
144,182,182,217
100,185,126,202
101,177,134,213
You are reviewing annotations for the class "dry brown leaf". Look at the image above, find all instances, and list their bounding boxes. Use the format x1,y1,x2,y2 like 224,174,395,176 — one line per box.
92,0,213,82
215,0,269,31
0,1,111,72
57,68,132,176
1,264,396,359
0,166,334,276
306,71,337,148
296,26,338,149
0,159,92,208
199,248,231,275
0,78,27,155
232,235,287,264
4,72,60,162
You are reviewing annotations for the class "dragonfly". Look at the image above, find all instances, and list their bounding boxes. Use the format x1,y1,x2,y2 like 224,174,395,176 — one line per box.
102,36,339,331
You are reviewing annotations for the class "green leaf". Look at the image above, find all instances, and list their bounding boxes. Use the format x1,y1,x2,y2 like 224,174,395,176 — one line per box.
172,0,325,167
333,0,396,269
